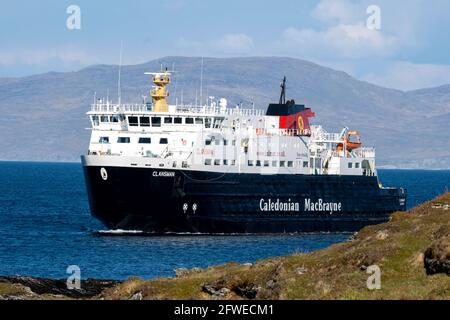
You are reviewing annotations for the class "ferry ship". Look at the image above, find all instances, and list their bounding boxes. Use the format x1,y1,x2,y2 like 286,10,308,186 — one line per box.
81,69,406,233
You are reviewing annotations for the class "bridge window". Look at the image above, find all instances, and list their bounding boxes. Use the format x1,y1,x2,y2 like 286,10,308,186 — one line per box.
164,117,173,124
185,118,194,124
118,137,130,143
159,138,168,144
205,118,212,128
128,116,138,127
138,137,151,144
110,115,119,123
195,118,203,125
99,137,109,144
91,115,99,126
140,117,150,127
152,117,161,127
174,117,182,124
100,115,109,123
213,117,223,128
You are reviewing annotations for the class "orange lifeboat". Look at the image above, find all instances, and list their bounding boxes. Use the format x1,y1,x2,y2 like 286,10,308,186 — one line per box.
337,131,362,152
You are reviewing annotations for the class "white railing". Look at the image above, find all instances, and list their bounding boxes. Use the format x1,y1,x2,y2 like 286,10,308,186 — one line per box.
310,131,341,142
175,105,264,116
90,103,265,116
256,128,311,136
91,104,149,113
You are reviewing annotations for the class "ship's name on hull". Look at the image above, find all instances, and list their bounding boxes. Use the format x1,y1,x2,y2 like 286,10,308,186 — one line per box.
152,171,175,177
304,198,342,213
260,198,342,213
260,198,299,212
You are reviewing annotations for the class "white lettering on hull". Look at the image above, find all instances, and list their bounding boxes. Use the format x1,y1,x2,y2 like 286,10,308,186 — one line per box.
259,198,342,214
152,171,175,177
259,199,300,212
304,198,342,214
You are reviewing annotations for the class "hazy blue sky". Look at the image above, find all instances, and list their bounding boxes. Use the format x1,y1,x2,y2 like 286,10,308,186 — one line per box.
1,0,450,90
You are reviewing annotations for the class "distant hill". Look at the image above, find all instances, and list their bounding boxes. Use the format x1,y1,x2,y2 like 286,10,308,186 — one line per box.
0,56,449,168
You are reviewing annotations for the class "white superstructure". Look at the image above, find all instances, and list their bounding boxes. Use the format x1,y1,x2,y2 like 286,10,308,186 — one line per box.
85,70,376,177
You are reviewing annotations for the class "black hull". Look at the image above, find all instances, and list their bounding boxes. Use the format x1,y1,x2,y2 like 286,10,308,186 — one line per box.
82,165,407,234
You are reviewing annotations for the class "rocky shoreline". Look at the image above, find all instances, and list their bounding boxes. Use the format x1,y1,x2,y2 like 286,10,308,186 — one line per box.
0,276,120,300
1,193,449,300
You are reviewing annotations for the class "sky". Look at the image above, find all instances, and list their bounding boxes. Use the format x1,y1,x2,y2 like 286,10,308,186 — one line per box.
1,0,450,91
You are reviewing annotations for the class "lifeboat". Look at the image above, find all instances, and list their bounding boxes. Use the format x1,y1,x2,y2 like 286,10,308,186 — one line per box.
337,130,362,152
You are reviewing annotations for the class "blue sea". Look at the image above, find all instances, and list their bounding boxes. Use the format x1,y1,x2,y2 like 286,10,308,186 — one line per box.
0,162,449,280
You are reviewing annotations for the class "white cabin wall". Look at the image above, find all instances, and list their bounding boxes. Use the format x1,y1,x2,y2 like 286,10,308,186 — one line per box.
86,105,376,177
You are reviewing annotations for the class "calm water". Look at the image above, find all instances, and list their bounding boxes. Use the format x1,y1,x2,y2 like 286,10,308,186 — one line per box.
0,162,449,280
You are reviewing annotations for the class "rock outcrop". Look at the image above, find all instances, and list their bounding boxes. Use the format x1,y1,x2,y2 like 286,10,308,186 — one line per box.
424,237,450,276
0,276,120,299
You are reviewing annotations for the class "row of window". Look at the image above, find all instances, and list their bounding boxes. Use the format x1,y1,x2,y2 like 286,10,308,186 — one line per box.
99,136,168,145
127,116,224,128
248,160,295,168
92,115,124,125
204,159,306,168
92,115,225,129
205,159,236,166
204,160,362,169
205,138,236,146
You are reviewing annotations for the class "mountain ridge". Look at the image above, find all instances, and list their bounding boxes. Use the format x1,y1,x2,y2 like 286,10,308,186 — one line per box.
0,56,449,168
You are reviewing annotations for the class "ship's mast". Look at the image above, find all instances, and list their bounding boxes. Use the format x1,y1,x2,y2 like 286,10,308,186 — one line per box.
200,57,204,107
279,76,286,105
118,41,123,106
